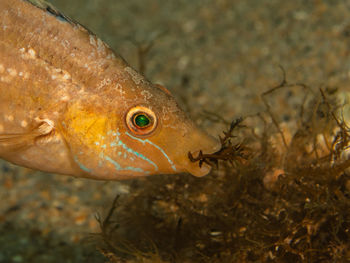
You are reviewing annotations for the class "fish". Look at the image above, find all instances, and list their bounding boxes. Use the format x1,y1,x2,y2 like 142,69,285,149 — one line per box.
0,0,219,180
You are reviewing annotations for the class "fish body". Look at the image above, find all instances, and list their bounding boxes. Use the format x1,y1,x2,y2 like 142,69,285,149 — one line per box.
0,0,218,180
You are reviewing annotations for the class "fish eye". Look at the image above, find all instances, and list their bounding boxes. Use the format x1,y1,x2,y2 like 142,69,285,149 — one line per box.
126,106,157,136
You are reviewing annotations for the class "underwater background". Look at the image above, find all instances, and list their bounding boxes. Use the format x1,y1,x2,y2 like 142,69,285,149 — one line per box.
1,0,350,262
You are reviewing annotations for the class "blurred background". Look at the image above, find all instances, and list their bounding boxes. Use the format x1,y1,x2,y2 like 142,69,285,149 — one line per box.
1,0,350,262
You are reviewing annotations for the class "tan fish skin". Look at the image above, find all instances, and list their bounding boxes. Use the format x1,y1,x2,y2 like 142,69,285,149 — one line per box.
0,0,219,180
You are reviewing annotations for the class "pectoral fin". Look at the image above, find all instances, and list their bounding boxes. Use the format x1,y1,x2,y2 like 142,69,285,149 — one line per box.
0,121,54,151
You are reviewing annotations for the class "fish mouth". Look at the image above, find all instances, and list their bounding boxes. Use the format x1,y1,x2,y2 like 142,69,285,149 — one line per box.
181,135,221,177
183,157,212,177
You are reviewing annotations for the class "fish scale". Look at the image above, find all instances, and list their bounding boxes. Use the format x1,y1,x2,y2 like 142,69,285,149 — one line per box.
0,0,219,180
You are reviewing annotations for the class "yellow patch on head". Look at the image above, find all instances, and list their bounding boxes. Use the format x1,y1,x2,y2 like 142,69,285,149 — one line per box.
63,103,109,149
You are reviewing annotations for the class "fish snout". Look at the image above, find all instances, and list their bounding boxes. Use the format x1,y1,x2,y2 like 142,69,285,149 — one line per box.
178,129,221,177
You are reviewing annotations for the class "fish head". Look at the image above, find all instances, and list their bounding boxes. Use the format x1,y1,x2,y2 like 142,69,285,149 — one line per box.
117,86,220,178
62,78,219,180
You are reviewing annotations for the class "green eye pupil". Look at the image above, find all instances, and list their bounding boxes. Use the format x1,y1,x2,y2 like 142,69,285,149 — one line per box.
134,114,150,128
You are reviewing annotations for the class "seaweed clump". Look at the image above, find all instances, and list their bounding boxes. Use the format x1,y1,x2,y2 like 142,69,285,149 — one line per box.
95,82,350,262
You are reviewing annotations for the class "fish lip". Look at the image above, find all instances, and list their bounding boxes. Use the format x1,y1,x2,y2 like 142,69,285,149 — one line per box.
184,150,213,177
182,136,220,177
190,137,221,157
183,161,212,177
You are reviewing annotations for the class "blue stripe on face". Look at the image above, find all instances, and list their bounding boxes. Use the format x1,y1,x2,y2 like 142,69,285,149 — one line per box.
108,130,158,172
73,155,92,173
125,132,177,172
74,129,159,176
104,155,144,173
112,140,158,171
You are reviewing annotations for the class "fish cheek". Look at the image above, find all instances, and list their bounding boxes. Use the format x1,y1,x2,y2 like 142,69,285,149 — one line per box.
105,132,159,175
121,130,177,174
59,106,112,178
62,120,158,179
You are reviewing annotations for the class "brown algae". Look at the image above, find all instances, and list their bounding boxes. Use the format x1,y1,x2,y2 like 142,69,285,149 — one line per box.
95,82,350,262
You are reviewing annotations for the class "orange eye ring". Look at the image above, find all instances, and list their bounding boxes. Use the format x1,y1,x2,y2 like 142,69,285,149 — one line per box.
126,106,157,136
